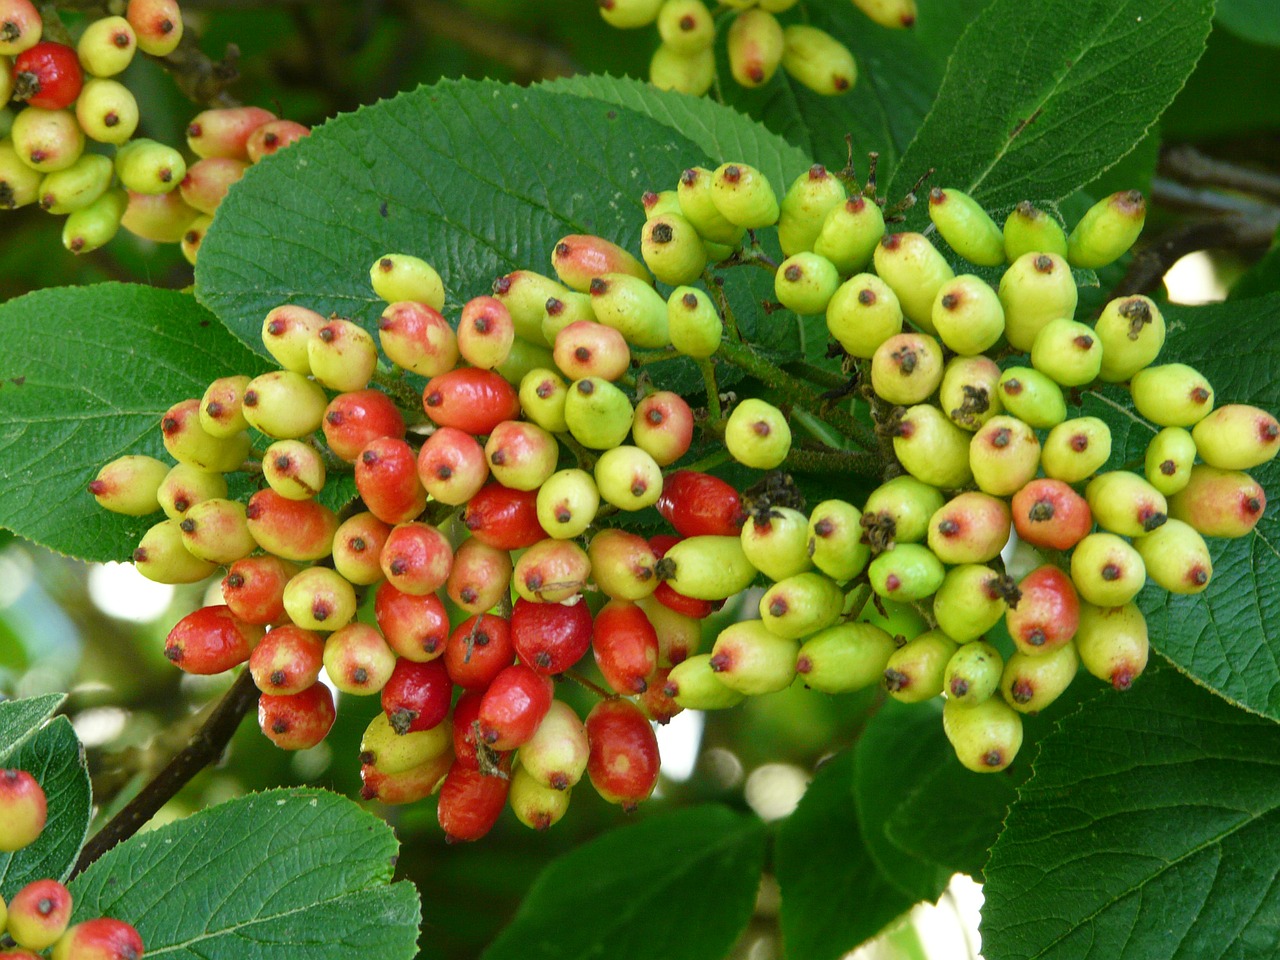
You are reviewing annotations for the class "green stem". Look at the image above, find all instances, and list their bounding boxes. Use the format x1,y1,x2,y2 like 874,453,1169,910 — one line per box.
675,448,732,475
632,348,680,366
781,447,880,479
702,268,741,341
780,360,848,390
696,358,723,426
557,432,597,470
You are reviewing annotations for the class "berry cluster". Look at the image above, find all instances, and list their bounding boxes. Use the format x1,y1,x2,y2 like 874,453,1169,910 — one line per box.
602,0,916,98
0,770,144,959
0,0,307,259
89,149,1275,835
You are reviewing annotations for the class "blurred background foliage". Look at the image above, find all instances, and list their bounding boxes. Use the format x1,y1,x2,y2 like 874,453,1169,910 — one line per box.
1,2,1278,959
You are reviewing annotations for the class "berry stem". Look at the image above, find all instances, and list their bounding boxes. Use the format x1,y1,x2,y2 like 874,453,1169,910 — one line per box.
675,447,733,475
696,358,723,426
70,669,259,879
702,268,741,341
632,348,681,366
780,360,849,391
556,431,597,470
780,446,880,479
560,669,616,701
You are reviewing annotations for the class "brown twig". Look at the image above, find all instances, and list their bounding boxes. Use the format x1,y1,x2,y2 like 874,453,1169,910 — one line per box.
398,0,577,82
70,670,259,879
1160,144,1280,203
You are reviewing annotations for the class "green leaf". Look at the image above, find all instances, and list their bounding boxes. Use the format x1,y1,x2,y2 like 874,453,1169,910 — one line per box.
0,284,270,563
887,0,1214,215
0,694,65,752
982,664,1280,960
1080,293,1280,721
0,716,91,895
852,700,952,903
70,788,421,959
1217,0,1280,47
482,805,766,960
776,750,914,960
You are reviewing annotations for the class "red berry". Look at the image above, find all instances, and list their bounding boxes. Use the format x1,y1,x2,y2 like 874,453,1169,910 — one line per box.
462,483,546,550
380,522,454,596
657,470,745,537
1006,565,1080,655
422,368,520,436
382,658,452,734
641,668,682,724
248,624,323,695
51,917,144,960
258,684,335,750
437,760,511,842
418,426,490,505
648,534,681,557
652,581,716,619
244,489,339,562
322,389,406,463
246,118,309,162
592,600,659,694
451,690,485,769
12,42,82,110
164,605,264,675
510,597,593,674
219,556,295,624
478,663,554,750
632,391,695,466
356,437,428,524
8,879,71,951
378,300,459,377
585,699,660,808
374,581,450,661
445,614,514,690
446,537,513,614
359,754,451,805
0,769,46,852
1012,478,1092,550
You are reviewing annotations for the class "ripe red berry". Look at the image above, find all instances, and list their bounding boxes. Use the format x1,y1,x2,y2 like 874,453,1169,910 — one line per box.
437,760,511,842
8,879,71,951
632,391,695,466
12,42,82,109
374,581,450,661
0,769,46,852
1012,478,1092,550
445,614,515,690
164,604,264,675
380,522,454,595
418,426,490,505
356,437,428,524
657,470,745,537
652,581,715,619
641,668,682,724
446,537,513,614
1006,565,1080,655
462,483,546,550
244,489,339,562
51,917,144,960
248,624,324,695
322,389,406,463
585,699,660,809
451,690,485,769
258,683,335,750
510,596,593,674
422,368,520,435
478,663,555,750
382,658,452,734
593,600,660,694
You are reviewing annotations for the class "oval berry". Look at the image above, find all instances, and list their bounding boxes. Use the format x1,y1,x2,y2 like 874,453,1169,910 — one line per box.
382,658,452,734
462,483,546,550
586,699,660,808
657,470,745,537
422,368,520,435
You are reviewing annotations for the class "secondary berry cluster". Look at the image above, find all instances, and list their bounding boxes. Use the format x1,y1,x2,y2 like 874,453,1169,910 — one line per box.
0,770,144,959
603,0,916,98
88,149,1275,836
0,0,306,259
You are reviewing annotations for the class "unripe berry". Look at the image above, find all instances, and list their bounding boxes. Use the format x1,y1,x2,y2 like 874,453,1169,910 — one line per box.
932,564,1011,643
221,555,296,624
462,483,545,550
726,398,791,468
807,499,870,581
939,355,1003,431
776,164,847,257
795,621,894,693
249,624,323,695
585,698,660,809
121,187,198,242
656,0,715,52
535,468,599,540
1130,363,1215,428
370,253,444,310
244,489,339,561
1001,642,1078,713
126,0,182,55
944,641,1002,706
501,336,563,385
882,629,957,703
1133,517,1212,594
861,474,946,549
927,187,1004,266
376,301,457,377
1169,464,1266,538
447,537,513,614
423,368,520,436
649,42,716,97
245,119,309,162
1142,426,1196,497
480,663,555,749
1042,416,1112,483
589,528,659,600
162,398,250,472
868,542,945,601
775,252,840,315
165,604,265,675
641,213,707,286
709,620,797,694
8,879,71,951
492,270,567,345
360,753,452,805
263,439,326,501
0,769,45,851
872,232,954,334
588,273,669,348
727,9,784,88
781,25,856,96
943,696,1022,773
1067,190,1146,269
870,332,944,405
970,415,1040,496
362,708,453,775
519,700,589,790
76,17,136,78
185,217,212,264
598,0,664,28
1086,471,1167,537
518,369,570,435
741,507,812,580
0,138,43,208
1075,602,1148,690
927,491,1011,564
199,374,252,438
259,683,335,750
851,0,917,27
514,539,590,603
308,319,377,392
711,162,780,229
179,156,247,214
554,233,651,292
1003,201,1068,261
676,166,747,246
997,367,1067,429
667,286,722,358
1095,295,1165,382
998,251,1077,352
931,275,1004,356
11,106,83,171
75,78,139,144
638,595,701,666
509,762,571,830
658,535,757,601
564,376,634,450
633,391,695,466
132,519,218,584
261,304,325,374
1192,404,1280,470
1031,318,1103,387
383,657,452,734
1069,532,1145,607
115,138,186,195
594,445,662,511
374,581,449,661
0,0,40,56
241,370,328,440
323,622,396,694
62,186,127,253
760,572,844,639
37,152,112,213
1011,478,1092,550
814,197,885,275
511,596,592,674
894,403,973,489
178,497,256,565
437,760,511,842
664,653,746,709
88,454,168,516
283,567,357,631
51,917,144,960
1006,565,1079,655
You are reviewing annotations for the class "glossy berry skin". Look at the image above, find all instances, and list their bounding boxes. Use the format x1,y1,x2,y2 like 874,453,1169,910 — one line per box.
446,538,513,614
883,630,958,703
1006,565,1080,656
1011,478,1092,550
0,0,41,56
554,320,629,381
458,295,516,370
417,426,489,506
742,508,812,583
796,622,896,694
658,470,744,537
726,398,791,469
126,0,183,56
359,755,452,805
943,696,1023,773
249,624,323,695
479,663,555,750
332,512,393,585
1070,533,1146,608
437,760,511,842
258,683,335,750
552,233,651,291
323,623,396,695
87,454,167,516
374,581,450,661
1169,465,1267,538
462,483,545,550
321,389,406,463
423,368,520,435
131,519,218,585
282,568,357,632
632,391,695,466
1075,602,1149,691
164,605,264,675
361,710,452,776
445,614,514,690
637,595,701,666
8,879,71,951
382,658,452,734
926,491,1011,565
12,42,82,109
451,690,485,769
0,769,46,852
379,301,458,377
593,600,660,694
246,118,309,162
356,438,428,525
514,539,590,602
486,420,559,492
245,489,339,562
1192,404,1280,470
381,522,453,596
586,699,660,808
51,917,145,960
1134,518,1212,594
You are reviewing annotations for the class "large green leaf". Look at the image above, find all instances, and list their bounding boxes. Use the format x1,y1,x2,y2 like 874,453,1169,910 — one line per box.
887,0,1213,215
1080,293,1280,721
0,695,90,894
0,284,270,562
70,788,421,959
982,664,1280,960
482,805,765,960
776,750,914,960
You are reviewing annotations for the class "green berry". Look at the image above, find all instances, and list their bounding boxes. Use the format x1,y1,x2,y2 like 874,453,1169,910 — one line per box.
309,318,378,393
514,539,590,603
75,77,139,144
741,507,813,581
263,305,326,374
851,0,918,29
807,499,871,581
283,567,357,631
796,622,895,694
943,696,1023,773
927,187,1004,266
541,291,597,343
825,273,902,357
893,404,973,489
667,286,722,358
132,518,218,584
157,462,227,519
114,137,186,194
519,368,569,433
509,763,571,831
1067,190,1146,269
11,106,83,172
1085,471,1168,537
998,251,1077,352
939,355,1003,431
1133,518,1211,594
931,274,1005,355
564,377,633,450
778,164,847,257
932,564,1009,643
1094,295,1166,382
726,10,785,88
872,232,954,335
882,628,957,703
677,166,746,246
0,138,43,208
492,270,567,346
36,151,111,213
1192,404,1280,470
1031,318,1103,387
944,641,1002,705
1069,532,1145,607
709,620,798,695
61,186,126,253
862,474,945,548
643,189,683,220
162,398,251,472
554,233,653,292
1130,363,1214,427
1000,642,1078,713
813,195,885,274
179,498,256,565
997,366,1067,428
711,161,780,229
88,454,168,516
780,25,856,96
76,15,136,76
199,374,252,438
926,491,1011,565
655,0,714,51
263,439,326,500
969,415,1040,496
726,398,791,468
870,332,944,405
595,445,663,511
598,0,664,29
370,253,445,310
536,468,599,539
868,543,945,602
665,654,746,709
1168,465,1267,539
589,273,670,348
1075,602,1148,690
641,212,707,286
1042,416,1112,483
242,370,328,440
759,572,844,640
774,252,840,315
1002,201,1068,262
1144,426,1197,495
658,535,758,600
